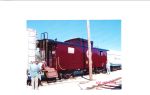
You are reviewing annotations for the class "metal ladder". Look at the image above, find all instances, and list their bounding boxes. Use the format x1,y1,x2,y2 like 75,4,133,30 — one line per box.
40,32,49,64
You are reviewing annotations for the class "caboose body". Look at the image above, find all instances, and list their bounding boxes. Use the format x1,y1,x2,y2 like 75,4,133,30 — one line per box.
37,37,108,79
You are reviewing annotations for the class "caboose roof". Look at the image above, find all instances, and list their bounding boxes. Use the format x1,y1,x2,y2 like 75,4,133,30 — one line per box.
38,38,109,52
64,38,91,42
93,47,109,51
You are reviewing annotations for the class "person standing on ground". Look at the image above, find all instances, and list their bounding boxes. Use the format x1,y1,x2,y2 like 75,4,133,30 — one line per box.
29,61,40,90
106,61,111,74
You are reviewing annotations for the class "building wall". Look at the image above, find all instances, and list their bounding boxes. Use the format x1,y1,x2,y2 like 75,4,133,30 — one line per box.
27,28,37,64
107,50,121,64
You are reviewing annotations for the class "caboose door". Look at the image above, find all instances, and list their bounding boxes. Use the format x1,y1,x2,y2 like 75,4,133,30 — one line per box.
47,43,57,68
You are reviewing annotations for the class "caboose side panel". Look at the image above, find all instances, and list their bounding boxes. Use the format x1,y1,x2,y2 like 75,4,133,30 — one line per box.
92,49,102,68
55,42,84,71
84,48,107,69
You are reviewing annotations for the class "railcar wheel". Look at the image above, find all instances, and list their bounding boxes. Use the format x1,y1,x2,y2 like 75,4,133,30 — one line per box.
58,73,62,80
63,73,71,79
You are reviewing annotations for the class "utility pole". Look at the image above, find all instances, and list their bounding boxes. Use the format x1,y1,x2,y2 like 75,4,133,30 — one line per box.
86,20,93,80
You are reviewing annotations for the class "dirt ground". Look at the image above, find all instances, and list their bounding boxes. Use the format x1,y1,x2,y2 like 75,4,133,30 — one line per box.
27,70,122,91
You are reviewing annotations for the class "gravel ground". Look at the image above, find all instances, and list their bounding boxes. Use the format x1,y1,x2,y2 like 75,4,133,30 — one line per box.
26,70,122,92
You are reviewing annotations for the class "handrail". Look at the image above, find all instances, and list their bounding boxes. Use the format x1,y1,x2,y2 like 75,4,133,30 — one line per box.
44,32,48,39
57,57,66,70
41,33,45,40
41,32,48,39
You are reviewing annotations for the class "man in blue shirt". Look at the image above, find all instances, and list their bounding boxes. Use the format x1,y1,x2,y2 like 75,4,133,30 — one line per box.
29,61,40,90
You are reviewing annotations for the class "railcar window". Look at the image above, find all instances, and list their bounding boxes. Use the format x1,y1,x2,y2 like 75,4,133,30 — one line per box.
100,51,103,56
68,47,75,54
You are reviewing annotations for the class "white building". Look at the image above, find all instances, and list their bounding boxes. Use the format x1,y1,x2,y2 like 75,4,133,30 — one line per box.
27,28,37,64
107,50,121,65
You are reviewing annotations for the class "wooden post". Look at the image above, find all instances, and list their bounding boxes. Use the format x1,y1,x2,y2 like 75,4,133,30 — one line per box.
86,20,93,80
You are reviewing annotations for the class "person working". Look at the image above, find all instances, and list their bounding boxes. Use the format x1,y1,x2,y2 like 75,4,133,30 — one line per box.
29,61,40,90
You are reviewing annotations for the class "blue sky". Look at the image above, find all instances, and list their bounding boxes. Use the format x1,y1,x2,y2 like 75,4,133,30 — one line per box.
27,20,121,51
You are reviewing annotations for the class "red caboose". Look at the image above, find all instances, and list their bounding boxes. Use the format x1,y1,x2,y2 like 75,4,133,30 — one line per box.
37,35,108,79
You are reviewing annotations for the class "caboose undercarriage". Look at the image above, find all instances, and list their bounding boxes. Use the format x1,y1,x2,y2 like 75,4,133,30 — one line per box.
41,66,107,81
